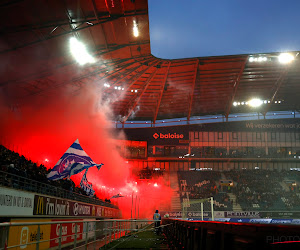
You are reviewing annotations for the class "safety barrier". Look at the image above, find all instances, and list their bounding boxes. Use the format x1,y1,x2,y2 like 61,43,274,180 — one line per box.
163,218,300,249
0,170,116,208
0,219,155,249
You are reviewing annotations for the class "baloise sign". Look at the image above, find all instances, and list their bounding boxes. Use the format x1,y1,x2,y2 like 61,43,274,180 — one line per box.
151,130,188,145
123,126,189,145
152,132,184,140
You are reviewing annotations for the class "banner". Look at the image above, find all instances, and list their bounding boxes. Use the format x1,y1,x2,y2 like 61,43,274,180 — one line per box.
83,221,96,240
80,170,95,197
50,219,83,248
121,118,300,145
33,194,119,218
259,211,300,218
8,219,51,250
0,187,34,216
224,211,260,218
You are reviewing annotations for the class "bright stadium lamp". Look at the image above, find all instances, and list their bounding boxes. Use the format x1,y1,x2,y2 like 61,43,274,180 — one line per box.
278,53,294,64
248,98,263,107
69,37,95,65
133,20,139,37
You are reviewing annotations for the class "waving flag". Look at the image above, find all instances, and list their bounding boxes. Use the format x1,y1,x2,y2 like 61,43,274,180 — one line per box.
80,170,95,197
47,139,103,180
111,194,124,199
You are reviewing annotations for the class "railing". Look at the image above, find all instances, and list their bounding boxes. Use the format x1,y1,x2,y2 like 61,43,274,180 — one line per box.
0,170,116,209
163,218,300,249
0,219,155,250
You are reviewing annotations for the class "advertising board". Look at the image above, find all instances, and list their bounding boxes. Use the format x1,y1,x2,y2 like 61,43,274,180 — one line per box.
8,219,51,250
0,187,34,216
33,194,119,218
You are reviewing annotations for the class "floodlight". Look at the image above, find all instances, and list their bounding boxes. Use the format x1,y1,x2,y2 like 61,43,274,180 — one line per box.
233,102,238,106
249,57,254,62
133,20,139,37
248,98,263,107
278,53,294,64
69,37,95,65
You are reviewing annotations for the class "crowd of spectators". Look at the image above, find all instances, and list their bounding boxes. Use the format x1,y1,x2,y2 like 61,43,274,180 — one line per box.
178,169,300,211
0,145,113,207
225,170,300,210
137,167,164,179
178,171,233,211
148,146,300,159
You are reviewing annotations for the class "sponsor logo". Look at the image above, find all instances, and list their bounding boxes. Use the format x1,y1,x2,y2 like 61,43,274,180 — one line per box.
20,227,29,249
152,133,184,139
153,133,159,139
36,196,44,215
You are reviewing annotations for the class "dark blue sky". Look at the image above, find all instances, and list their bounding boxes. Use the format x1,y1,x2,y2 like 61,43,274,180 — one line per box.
148,0,300,59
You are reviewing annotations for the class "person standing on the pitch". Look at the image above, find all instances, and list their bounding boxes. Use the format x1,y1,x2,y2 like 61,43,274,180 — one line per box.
153,209,161,234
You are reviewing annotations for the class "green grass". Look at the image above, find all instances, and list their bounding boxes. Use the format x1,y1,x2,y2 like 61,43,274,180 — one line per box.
103,227,168,249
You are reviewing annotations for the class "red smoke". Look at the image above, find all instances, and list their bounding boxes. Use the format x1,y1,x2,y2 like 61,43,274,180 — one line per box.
0,85,173,219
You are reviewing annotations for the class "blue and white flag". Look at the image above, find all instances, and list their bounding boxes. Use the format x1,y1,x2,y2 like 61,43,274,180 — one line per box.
80,170,95,197
47,139,103,180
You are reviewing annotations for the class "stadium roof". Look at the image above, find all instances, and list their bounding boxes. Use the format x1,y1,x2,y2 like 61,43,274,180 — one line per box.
1,0,300,123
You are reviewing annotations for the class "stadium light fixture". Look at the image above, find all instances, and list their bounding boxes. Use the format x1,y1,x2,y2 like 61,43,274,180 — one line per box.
248,98,263,107
249,56,267,62
133,20,139,37
278,53,294,64
69,37,95,65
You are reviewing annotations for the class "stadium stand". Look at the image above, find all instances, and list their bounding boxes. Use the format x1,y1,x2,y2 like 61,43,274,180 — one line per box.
177,169,300,212
0,145,116,208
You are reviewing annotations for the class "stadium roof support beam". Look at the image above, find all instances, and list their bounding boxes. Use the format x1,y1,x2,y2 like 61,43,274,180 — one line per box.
122,68,159,122
91,0,110,54
187,59,199,121
122,60,159,91
153,62,171,124
118,60,159,120
103,58,156,88
0,12,147,55
225,57,248,118
263,67,289,115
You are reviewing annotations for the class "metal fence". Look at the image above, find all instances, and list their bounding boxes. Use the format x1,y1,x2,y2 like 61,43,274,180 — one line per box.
0,170,116,208
0,219,155,250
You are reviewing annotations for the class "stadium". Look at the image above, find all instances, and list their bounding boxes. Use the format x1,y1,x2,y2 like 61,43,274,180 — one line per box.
0,0,300,249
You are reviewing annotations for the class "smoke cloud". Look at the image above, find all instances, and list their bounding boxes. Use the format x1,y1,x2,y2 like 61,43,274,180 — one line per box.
0,74,173,219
